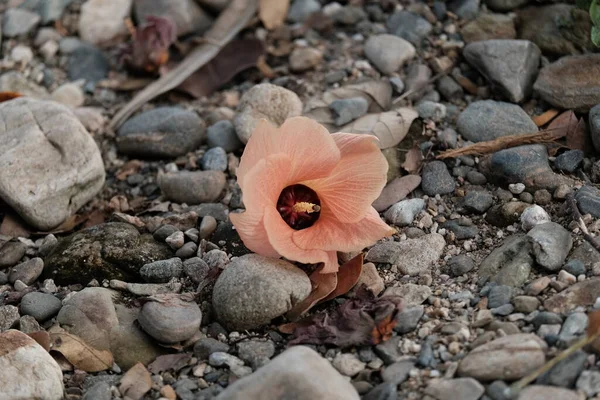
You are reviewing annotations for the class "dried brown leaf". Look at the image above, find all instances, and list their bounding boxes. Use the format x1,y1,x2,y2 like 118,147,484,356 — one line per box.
339,109,418,149
83,209,106,229
115,160,143,181
320,254,363,303
323,80,392,112
49,329,113,372
547,110,578,139
567,117,593,154
0,212,31,238
119,362,152,400
286,267,338,321
532,109,560,127
27,331,50,352
402,146,423,174
148,353,192,374
0,92,23,103
259,0,290,30
122,16,176,74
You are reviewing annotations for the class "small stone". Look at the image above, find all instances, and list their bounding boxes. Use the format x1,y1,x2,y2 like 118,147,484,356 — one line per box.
460,191,494,214
83,382,111,400
520,205,550,231
555,150,584,173
207,120,243,152
199,216,218,240
417,101,447,122
193,338,229,360
488,285,512,308
437,77,464,101
384,284,431,306
384,199,425,226
509,183,526,194
333,353,366,377
375,336,403,365
201,147,228,172
2,9,40,37
364,383,397,400
387,11,433,45
67,45,110,84
329,97,369,126
443,220,478,240
159,171,226,204
394,306,424,334
560,312,588,339
0,72,48,98
537,350,586,388
575,186,600,218
140,258,183,283
525,277,551,296
0,306,19,332
138,294,202,344
461,13,516,43
565,259,586,276
38,234,58,257
289,48,323,72
373,175,421,212
288,0,322,22
183,257,209,284
527,222,573,271
381,360,414,385
202,249,229,269
51,83,85,108
134,0,212,37
531,312,563,328
421,161,455,195
18,315,40,334
512,296,539,313
237,340,275,370
20,292,62,322
0,242,27,269
332,6,366,24
364,34,416,75
175,242,197,259
8,258,43,285
78,0,132,46
576,370,600,397
424,378,484,400
449,0,480,19
478,235,534,287
449,255,475,276
517,385,582,400
165,231,185,250
353,262,384,296
209,352,244,368
558,270,576,285
534,189,552,205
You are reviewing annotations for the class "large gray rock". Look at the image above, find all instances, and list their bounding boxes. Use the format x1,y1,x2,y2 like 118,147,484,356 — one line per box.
0,98,104,231
212,254,311,330
215,346,360,400
527,222,572,271
463,40,540,103
43,222,173,285
457,100,537,142
0,330,63,400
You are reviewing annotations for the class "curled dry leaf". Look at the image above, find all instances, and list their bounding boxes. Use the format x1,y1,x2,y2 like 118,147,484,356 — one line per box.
49,328,113,372
547,110,578,139
27,331,50,352
588,310,600,353
0,92,23,103
120,362,153,400
116,160,143,181
402,146,424,174
320,254,363,303
286,267,338,321
259,0,290,30
339,109,419,149
148,353,192,374
532,109,560,127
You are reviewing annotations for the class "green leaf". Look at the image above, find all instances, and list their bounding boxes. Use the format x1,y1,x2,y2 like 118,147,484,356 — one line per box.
590,0,600,26
592,25,600,46
577,0,593,10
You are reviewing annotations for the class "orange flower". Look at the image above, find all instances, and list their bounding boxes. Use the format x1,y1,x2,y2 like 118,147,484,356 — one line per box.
230,117,395,273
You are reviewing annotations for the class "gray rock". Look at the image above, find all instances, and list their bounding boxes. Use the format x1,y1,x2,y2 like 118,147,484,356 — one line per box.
0,306,20,332
590,104,600,153
237,340,275,370
520,205,550,231
387,11,433,45
0,98,105,231
183,257,210,284
457,100,537,142
576,370,600,397
405,63,432,100
203,249,229,269
0,272,6,285
175,242,197,259
384,284,431,306
486,0,529,11
464,40,540,103
384,198,425,226
20,0,74,24
560,312,588,339
575,186,600,218
394,305,424,334
138,293,202,343
534,54,600,112
78,0,132,46
332,353,366,377
527,222,573,271
461,12,516,43
555,149,584,173
443,220,479,240
20,292,62,321
117,107,206,158
214,346,360,400
329,97,369,126
449,255,475,276
159,171,226,204
289,48,323,72
518,385,581,400
565,259,586,276
364,34,416,75
488,285,512,308
332,6,366,25
425,378,485,400
2,9,40,37
364,383,398,400
199,216,218,239
201,147,228,172
417,101,446,122
373,175,421,212
140,258,183,283
437,76,464,101
0,72,48,98
9,258,43,285
193,338,229,360
460,191,493,214
381,360,414,385
512,296,539,313
288,0,321,22
18,315,40,333
478,234,534,287
421,161,455,195
449,0,480,19
212,254,311,330
531,312,563,328
43,222,173,285
366,234,445,276
0,242,27,269
67,45,109,84
375,336,403,365
207,120,243,152
82,382,111,400
134,0,212,37
458,334,546,381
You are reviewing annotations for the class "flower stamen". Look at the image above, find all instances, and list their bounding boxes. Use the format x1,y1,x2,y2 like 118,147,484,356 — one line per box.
292,202,321,213
277,184,321,230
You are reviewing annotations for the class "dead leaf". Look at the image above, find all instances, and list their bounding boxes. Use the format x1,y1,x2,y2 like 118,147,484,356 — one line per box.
323,80,392,112
116,160,143,181
286,267,338,321
83,209,106,229
49,329,113,372
532,109,560,127
259,0,290,30
402,146,423,174
148,353,192,374
109,0,259,129
287,287,404,348
122,16,176,74
588,310,600,353
112,212,145,227
567,117,593,154
109,195,130,212
27,331,50,352
0,92,22,103
547,110,577,139
172,38,264,98
339,109,419,149
0,212,31,238
320,254,363,303
119,362,152,400
256,55,276,78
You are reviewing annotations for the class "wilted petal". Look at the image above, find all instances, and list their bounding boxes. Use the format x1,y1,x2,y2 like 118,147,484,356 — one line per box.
263,207,339,273
293,207,394,253
303,133,388,223
230,211,280,258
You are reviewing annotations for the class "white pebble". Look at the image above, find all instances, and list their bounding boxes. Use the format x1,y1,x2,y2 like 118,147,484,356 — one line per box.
520,205,551,231
10,45,33,65
558,270,576,285
509,183,526,194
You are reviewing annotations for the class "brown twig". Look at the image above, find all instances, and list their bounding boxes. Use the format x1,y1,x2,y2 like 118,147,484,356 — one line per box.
566,193,600,254
436,128,567,160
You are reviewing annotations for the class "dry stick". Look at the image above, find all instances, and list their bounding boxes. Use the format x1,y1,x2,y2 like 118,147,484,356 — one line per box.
567,193,600,254
436,128,567,159
108,0,258,130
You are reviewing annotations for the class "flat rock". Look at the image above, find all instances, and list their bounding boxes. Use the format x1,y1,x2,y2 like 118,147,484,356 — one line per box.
158,171,226,204
2,9,40,37
9,257,44,285
421,161,455,195
461,13,516,43
383,284,431,306
366,234,445,276
458,333,546,381
457,100,537,142
575,185,600,218
138,293,202,344
134,0,212,37
20,292,62,322
117,107,206,158
517,385,582,400
373,175,421,212
78,0,132,46
43,222,173,285
214,346,360,400
384,198,425,226
478,234,534,287
387,11,432,45
544,278,600,314
212,254,311,330
364,34,416,75
0,98,104,231
534,54,600,112
424,378,484,400
527,222,572,271
463,40,540,103
0,330,63,400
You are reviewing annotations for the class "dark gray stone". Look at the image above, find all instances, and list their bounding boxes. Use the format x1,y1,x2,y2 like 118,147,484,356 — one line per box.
381,360,415,385
201,147,228,172
478,234,534,287
2,8,40,37
527,222,573,271
288,0,321,22
461,191,494,214
575,186,600,218
0,242,27,269
488,285,513,308
206,120,243,152
20,292,62,321
67,45,109,84
565,259,586,276
590,104,600,153
364,383,398,400
330,97,369,126
193,337,230,360
19,0,74,23
531,312,563,328
140,258,183,283
387,11,433,45
443,220,478,240
449,255,475,276
555,150,584,173
394,306,424,334
8,257,44,285
536,350,586,388
449,0,480,20
375,336,403,365
421,161,454,195
82,381,111,400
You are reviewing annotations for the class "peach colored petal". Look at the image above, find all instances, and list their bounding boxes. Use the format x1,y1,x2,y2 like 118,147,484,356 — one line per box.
237,117,341,190
230,211,280,258
302,133,388,224
293,207,395,252
241,153,293,212
263,206,339,273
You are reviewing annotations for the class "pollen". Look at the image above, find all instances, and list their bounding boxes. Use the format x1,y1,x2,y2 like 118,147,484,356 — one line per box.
292,202,321,213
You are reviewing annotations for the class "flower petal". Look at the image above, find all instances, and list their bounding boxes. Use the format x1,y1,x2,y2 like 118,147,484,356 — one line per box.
293,207,395,252
263,206,339,273
230,211,280,258
303,133,388,223
237,117,341,190
241,153,293,212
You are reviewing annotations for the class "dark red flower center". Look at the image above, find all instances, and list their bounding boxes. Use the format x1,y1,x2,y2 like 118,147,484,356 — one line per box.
277,184,321,230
